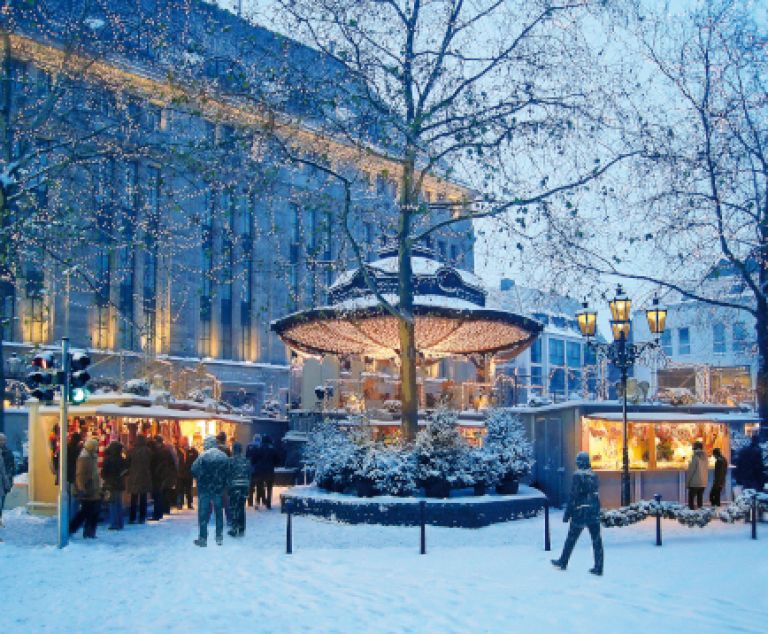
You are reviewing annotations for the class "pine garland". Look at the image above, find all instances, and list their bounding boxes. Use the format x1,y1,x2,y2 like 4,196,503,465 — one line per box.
600,490,768,529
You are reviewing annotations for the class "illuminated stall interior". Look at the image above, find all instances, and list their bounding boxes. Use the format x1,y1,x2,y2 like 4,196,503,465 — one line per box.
582,413,730,471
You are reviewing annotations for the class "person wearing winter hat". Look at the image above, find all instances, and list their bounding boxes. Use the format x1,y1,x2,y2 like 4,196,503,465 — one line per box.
685,441,708,510
552,452,604,576
69,438,103,539
227,442,251,537
191,435,229,546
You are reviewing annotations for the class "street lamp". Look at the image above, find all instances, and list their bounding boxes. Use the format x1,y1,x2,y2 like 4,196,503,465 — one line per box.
576,286,667,506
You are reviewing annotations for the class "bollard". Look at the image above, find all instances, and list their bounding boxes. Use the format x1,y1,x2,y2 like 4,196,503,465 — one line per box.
420,501,427,555
286,512,293,554
544,501,551,552
752,495,757,540
654,493,662,546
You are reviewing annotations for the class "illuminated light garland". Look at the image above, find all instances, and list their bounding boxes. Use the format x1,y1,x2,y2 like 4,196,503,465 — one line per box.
8,33,471,202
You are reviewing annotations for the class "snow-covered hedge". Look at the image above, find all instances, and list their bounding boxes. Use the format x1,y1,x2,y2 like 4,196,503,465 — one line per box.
303,409,535,497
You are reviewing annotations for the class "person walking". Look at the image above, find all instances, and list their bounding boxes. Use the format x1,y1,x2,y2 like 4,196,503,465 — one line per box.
734,434,766,492
176,438,198,510
551,452,604,576
227,442,251,537
252,436,279,510
127,435,152,524
709,447,728,507
0,433,14,529
69,438,102,539
191,435,230,547
685,441,709,509
102,441,128,530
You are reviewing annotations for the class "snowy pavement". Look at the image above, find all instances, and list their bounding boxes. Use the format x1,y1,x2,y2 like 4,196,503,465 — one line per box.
1,497,766,633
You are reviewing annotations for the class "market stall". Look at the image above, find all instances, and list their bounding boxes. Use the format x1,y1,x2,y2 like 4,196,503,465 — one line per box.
581,412,734,505
26,394,249,512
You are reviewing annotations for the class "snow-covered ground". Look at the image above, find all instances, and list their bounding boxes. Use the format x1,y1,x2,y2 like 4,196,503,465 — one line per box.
1,496,766,633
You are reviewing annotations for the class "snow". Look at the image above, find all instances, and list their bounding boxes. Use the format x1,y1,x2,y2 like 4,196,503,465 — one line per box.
331,256,485,290
1,498,766,632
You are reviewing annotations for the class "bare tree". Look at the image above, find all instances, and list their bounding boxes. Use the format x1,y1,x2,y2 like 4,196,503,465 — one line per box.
537,0,768,439
269,0,635,438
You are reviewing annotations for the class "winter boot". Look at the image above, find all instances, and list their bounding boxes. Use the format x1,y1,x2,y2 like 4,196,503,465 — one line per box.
194,538,207,547
216,536,223,546
589,567,603,576
227,529,238,538
551,559,567,570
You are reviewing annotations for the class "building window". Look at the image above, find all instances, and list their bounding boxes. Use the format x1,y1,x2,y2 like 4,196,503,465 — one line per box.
530,339,542,364
530,365,543,396
713,323,726,354
733,322,749,354
678,327,690,355
661,329,673,356
548,338,564,367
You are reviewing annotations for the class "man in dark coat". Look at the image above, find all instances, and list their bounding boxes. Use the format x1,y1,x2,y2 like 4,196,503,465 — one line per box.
735,434,766,492
552,452,604,576
176,437,198,510
102,441,128,530
127,435,152,524
0,433,14,527
709,448,728,507
191,435,230,546
150,436,177,521
252,436,280,510
227,442,251,537
245,434,261,507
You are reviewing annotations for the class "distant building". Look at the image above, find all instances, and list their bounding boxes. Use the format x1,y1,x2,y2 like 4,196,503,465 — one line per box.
490,279,601,405
632,261,757,411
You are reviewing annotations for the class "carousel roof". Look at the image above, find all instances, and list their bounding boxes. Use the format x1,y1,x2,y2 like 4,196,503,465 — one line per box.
271,246,542,359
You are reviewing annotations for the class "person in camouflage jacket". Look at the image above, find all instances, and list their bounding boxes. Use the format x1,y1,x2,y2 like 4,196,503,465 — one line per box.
191,435,230,547
551,452,604,576
227,442,251,537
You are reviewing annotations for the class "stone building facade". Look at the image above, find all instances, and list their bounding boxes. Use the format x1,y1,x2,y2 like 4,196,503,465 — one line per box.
1,0,474,408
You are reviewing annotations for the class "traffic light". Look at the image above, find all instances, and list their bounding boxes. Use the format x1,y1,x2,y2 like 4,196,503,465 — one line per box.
69,351,91,404
26,352,56,402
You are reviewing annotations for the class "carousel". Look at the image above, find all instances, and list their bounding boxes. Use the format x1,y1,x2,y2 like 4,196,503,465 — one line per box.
271,245,542,435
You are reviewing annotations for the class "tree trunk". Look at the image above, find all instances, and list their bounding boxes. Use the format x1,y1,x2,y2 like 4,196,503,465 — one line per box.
398,152,418,441
756,300,768,441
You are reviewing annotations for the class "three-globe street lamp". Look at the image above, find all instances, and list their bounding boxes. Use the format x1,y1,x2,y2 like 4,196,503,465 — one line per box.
576,286,668,506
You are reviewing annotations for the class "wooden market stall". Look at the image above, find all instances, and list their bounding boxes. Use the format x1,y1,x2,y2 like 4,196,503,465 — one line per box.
27,394,249,513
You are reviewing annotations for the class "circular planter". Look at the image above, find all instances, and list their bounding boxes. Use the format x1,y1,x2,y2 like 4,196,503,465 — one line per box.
281,484,548,528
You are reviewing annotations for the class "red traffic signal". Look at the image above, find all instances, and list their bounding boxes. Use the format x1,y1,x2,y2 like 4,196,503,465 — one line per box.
32,352,55,369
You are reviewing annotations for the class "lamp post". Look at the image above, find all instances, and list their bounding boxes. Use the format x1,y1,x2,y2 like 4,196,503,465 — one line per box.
576,286,667,506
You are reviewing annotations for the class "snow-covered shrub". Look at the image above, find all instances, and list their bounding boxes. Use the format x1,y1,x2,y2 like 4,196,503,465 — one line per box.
123,378,150,396
303,420,358,492
414,409,469,495
482,409,535,482
374,446,417,497
462,446,500,489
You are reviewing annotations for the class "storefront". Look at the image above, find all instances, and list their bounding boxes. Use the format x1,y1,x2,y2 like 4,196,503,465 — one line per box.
26,394,249,512
581,412,733,506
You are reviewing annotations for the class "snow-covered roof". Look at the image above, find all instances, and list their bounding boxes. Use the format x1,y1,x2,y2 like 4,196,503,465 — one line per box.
585,412,758,423
331,256,484,291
